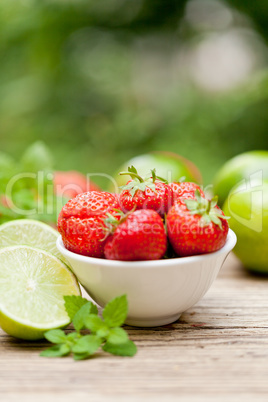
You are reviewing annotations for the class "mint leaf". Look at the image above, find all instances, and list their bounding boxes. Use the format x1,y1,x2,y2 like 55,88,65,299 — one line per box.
84,315,109,337
96,326,110,338
64,295,89,321
90,303,98,315
73,302,98,332
40,344,70,358
84,315,104,332
73,353,91,361
44,329,67,344
66,332,78,341
102,294,128,327
102,340,137,357
107,327,128,345
72,335,102,355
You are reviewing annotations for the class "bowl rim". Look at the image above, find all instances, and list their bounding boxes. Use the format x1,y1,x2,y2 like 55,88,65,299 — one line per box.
56,228,237,269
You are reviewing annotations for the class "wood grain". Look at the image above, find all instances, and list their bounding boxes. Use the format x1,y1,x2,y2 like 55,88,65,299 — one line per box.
1,253,268,402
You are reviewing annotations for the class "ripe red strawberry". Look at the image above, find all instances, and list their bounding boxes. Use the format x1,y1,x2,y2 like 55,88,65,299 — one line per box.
60,191,118,219
170,181,205,201
58,191,120,258
166,190,229,257
54,170,100,199
104,209,167,261
119,166,173,216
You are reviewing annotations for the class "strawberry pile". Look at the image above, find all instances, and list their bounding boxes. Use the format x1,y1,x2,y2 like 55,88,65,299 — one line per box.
58,166,229,261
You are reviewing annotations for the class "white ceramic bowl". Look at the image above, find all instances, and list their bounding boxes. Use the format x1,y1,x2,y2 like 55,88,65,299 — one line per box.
57,229,236,327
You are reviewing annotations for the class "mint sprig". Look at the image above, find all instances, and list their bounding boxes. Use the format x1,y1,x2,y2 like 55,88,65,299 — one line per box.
40,294,137,360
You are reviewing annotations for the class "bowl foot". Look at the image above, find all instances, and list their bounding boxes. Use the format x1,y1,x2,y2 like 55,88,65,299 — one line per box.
125,313,182,327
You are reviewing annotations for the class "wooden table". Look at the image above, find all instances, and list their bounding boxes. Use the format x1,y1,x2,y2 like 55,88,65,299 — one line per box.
1,253,268,402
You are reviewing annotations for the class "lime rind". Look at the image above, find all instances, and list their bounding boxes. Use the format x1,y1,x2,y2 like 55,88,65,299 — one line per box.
0,310,68,341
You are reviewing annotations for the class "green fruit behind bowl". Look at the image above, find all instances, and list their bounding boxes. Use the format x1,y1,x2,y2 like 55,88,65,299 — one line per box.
213,150,268,206
223,179,268,274
111,151,202,191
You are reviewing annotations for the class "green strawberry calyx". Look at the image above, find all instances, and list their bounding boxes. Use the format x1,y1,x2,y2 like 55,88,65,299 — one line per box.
102,207,136,239
119,166,167,197
104,210,124,232
184,190,229,229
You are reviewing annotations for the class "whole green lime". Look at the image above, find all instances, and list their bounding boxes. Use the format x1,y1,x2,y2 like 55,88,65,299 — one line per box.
110,151,202,192
213,151,268,206
223,180,268,274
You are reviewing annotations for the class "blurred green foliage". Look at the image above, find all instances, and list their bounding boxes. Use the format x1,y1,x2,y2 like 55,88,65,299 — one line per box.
0,142,67,224
0,0,267,190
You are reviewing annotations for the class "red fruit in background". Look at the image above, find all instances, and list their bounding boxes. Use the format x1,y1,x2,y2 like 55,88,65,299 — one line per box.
54,170,100,199
171,182,205,201
58,191,120,258
0,195,10,208
119,166,173,216
104,209,167,261
167,190,229,257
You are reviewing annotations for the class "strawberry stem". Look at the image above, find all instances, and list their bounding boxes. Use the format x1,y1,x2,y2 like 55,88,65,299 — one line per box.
119,171,144,183
119,165,144,183
207,199,211,213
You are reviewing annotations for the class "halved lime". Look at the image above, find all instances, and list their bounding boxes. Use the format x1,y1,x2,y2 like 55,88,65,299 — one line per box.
0,245,80,340
0,219,63,261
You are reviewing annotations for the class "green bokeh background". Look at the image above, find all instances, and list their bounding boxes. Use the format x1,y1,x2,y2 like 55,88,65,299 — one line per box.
0,0,268,188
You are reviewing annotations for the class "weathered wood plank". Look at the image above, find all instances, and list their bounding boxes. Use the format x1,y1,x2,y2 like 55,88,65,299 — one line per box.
1,253,268,401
